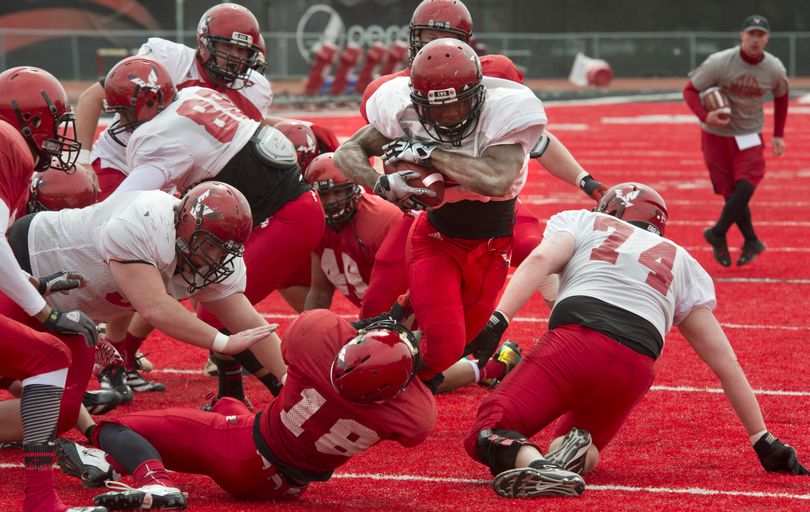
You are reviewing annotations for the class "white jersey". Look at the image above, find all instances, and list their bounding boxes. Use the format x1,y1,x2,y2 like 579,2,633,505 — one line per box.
92,37,272,172
27,190,246,321
366,76,546,203
126,87,260,194
546,210,716,340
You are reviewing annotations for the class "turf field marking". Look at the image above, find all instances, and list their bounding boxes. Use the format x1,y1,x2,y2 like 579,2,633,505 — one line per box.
330,473,810,500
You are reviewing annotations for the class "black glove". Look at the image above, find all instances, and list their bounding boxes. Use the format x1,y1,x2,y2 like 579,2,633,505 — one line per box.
579,174,608,201
464,311,509,369
42,309,99,348
35,271,85,296
350,298,409,331
754,433,810,475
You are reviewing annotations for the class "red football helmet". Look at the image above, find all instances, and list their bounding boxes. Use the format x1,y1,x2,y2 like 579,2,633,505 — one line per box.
27,166,98,213
331,322,421,404
103,56,176,147
197,3,261,87
175,182,253,293
303,153,361,230
595,182,668,236
274,120,319,171
410,39,484,147
409,0,473,60
0,66,80,172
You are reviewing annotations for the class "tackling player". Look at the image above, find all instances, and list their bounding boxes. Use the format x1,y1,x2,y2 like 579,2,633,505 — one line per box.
463,183,808,498
56,310,434,510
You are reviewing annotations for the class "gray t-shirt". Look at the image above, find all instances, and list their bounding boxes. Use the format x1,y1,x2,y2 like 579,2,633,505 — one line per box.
689,46,788,136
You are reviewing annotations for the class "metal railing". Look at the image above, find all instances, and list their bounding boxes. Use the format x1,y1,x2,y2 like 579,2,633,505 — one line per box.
1,28,808,81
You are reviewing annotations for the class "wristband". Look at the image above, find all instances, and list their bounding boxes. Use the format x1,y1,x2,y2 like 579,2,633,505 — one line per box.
212,332,229,353
77,149,92,166
574,170,590,188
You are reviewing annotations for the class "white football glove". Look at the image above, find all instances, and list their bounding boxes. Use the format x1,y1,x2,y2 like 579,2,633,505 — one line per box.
373,170,436,211
382,139,437,165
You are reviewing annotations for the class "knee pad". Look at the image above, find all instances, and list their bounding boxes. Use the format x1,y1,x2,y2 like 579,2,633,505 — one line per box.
476,429,533,476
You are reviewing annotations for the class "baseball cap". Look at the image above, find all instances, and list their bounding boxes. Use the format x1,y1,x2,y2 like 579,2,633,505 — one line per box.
742,15,769,34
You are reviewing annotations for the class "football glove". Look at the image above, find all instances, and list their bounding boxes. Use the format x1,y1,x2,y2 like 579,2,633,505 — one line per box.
42,309,99,348
35,271,86,296
754,433,810,475
464,311,509,369
373,171,435,211
381,139,437,165
579,174,608,201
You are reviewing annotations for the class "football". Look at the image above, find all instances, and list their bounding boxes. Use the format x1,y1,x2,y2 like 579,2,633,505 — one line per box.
701,86,732,116
383,161,445,208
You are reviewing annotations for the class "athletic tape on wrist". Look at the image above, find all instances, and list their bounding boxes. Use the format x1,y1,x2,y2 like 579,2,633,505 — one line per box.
212,332,230,353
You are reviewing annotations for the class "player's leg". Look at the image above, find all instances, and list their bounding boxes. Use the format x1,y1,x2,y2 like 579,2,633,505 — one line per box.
359,213,413,318
511,200,542,267
701,131,735,267
731,141,767,265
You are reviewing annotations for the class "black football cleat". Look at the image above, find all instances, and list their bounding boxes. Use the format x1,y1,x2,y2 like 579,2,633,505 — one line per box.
93,482,187,510
125,370,166,393
545,428,592,474
56,439,119,488
83,389,124,415
493,463,585,498
737,239,766,266
703,228,731,267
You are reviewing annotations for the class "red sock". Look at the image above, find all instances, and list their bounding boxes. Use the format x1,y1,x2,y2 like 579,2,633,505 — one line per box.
23,467,67,512
132,459,175,489
479,358,507,383
123,332,146,371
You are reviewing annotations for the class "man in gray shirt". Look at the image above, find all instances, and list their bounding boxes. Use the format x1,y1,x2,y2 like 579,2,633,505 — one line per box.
683,15,789,267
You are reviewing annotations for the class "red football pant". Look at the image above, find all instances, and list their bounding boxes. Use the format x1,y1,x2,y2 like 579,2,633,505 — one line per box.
359,201,540,319
407,214,511,379
0,295,94,434
198,191,325,327
92,161,126,201
464,324,655,461
97,398,305,500
701,131,765,198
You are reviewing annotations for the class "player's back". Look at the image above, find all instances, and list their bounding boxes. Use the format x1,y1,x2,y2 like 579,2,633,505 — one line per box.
260,309,435,481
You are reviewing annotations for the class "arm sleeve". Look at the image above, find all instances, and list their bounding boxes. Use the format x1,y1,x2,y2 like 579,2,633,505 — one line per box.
105,165,168,201
683,81,708,122
673,255,717,325
773,91,789,138
0,201,46,316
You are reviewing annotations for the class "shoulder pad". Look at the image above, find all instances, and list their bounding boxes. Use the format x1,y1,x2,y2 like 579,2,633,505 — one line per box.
253,125,299,168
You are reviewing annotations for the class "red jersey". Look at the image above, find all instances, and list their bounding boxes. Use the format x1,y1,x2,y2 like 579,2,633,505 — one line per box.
0,120,35,221
260,309,435,478
316,194,402,306
360,54,524,123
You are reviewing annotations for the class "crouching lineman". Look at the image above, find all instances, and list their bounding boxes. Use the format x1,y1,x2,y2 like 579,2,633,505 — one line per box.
0,182,286,443
0,65,105,512
463,183,808,498
56,310,434,510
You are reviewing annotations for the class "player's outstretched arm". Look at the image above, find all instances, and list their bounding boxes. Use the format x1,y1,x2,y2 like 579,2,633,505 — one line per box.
303,254,336,311
110,261,275,354
532,131,606,201
678,308,809,475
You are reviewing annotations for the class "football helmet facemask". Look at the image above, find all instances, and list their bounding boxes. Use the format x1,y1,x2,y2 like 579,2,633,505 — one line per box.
196,3,261,87
595,182,668,236
175,182,252,293
303,152,361,231
410,39,484,147
0,66,80,172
